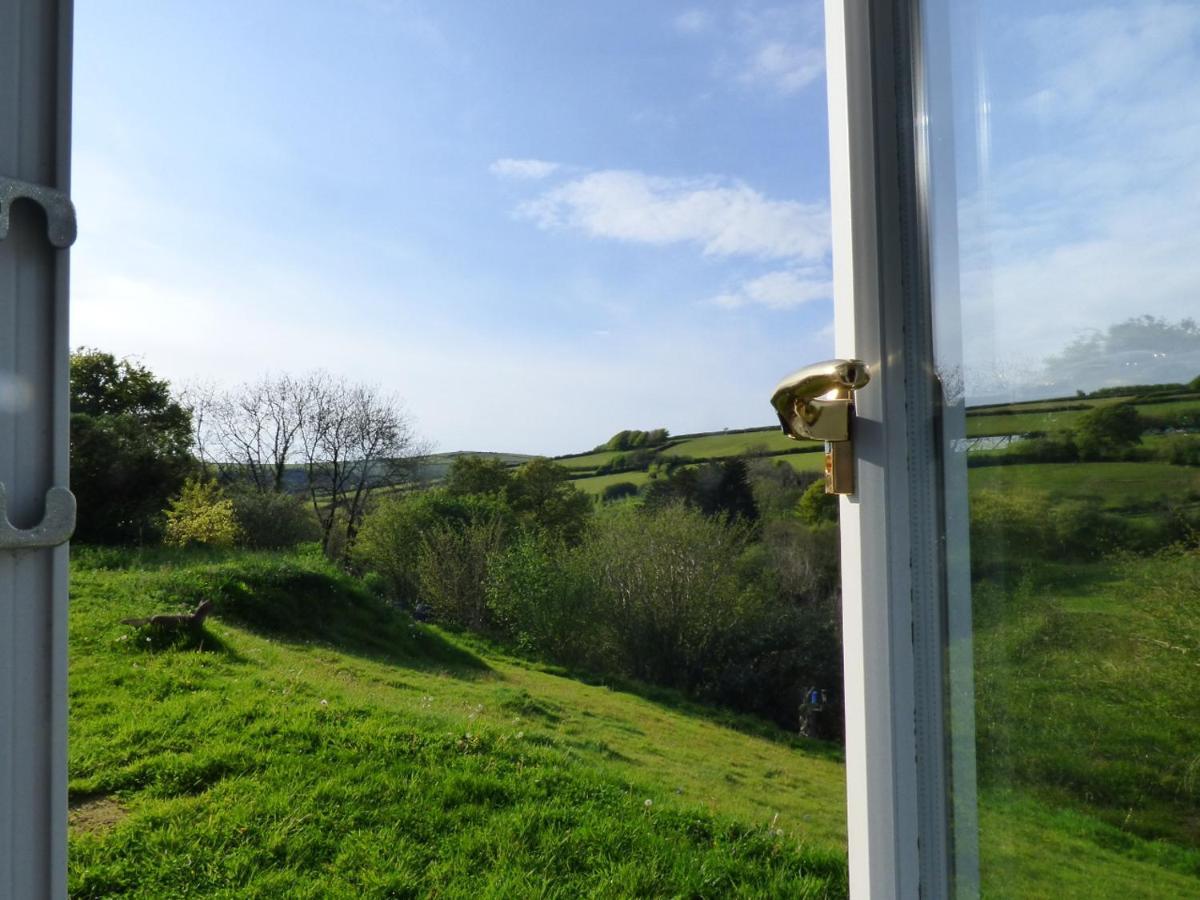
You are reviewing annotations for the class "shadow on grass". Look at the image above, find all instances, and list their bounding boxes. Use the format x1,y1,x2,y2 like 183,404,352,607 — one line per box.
148,559,490,677
445,629,844,762
122,623,242,658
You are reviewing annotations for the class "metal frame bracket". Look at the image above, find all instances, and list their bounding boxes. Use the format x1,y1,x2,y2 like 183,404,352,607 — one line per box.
0,484,76,550
0,175,77,248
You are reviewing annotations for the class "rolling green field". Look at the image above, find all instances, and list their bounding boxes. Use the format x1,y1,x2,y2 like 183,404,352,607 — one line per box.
662,430,818,459
570,470,653,496
965,395,1200,438
969,462,1200,509
68,549,849,897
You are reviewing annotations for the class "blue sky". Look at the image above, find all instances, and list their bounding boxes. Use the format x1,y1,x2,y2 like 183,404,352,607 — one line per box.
71,2,835,455
72,1,1200,454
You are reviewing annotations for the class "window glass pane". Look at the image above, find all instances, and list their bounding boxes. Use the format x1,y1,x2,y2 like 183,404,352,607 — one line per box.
924,1,1200,895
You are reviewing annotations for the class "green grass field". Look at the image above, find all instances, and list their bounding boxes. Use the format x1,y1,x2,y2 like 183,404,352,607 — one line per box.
965,395,1200,437
663,430,818,459
971,553,1200,896
969,462,1200,509
66,543,1200,897
570,470,654,496
554,450,623,472
67,548,849,897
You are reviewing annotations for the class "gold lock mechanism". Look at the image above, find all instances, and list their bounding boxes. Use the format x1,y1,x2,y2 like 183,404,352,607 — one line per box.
770,359,870,495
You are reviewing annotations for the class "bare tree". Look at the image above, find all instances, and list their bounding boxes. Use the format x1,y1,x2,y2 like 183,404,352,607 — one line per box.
210,373,307,492
177,379,220,474
297,372,425,557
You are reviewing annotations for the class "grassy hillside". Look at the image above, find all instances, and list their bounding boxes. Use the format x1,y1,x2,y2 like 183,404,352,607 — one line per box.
68,548,849,897
67,547,1200,897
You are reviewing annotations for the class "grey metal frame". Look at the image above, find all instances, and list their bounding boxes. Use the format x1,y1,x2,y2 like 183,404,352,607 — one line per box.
825,0,978,895
0,2,75,897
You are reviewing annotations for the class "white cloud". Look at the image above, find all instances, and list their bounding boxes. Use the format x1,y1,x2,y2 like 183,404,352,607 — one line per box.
671,3,825,97
520,169,830,262
738,39,824,95
732,5,825,96
710,269,830,310
673,9,713,35
489,158,561,180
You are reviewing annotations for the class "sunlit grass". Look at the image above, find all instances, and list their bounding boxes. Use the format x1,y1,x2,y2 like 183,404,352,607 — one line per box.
68,548,848,897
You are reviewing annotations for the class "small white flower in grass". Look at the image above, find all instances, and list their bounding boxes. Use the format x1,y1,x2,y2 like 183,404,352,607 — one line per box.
644,799,653,809
516,731,524,739
319,699,328,707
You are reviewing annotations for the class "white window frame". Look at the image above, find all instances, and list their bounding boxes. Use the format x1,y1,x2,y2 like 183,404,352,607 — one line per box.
825,1,978,896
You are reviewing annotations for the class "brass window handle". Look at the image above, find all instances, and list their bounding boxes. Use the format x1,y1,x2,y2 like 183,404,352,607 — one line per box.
770,359,870,494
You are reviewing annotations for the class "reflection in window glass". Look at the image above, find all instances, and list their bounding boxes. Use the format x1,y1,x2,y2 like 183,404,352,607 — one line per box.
925,1,1200,895
66,2,856,894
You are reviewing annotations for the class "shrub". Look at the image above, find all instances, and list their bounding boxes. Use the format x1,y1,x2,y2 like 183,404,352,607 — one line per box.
230,489,321,549
417,517,506,631
576,503,757,690
968,489,1054,575
760,519,840,601
352,489,511,604
1161,435,1200,467
969,488,1165,569
485,533,602,666
163,479,239,548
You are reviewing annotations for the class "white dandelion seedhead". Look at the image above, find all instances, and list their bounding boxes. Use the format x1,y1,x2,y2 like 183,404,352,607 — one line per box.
644,799,653,809
319,699,329,707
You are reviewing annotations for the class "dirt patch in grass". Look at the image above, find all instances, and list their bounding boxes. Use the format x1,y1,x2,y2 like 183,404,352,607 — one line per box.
68,793,127,835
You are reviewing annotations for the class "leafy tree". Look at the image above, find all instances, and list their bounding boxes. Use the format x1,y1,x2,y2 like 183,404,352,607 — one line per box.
70,349,194,543
643,460,758,522
599,428,670,451
445,455,512,496
1073,403,1145,460
164,479,239,548
505,459,592,543
796,480,838,526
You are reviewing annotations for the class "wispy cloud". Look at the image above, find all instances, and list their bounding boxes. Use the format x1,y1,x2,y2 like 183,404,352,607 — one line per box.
489,158,562,180
677,4,825,97
519,169,829,262
672,9,713,35
738,39,824,95
709,269,830,310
